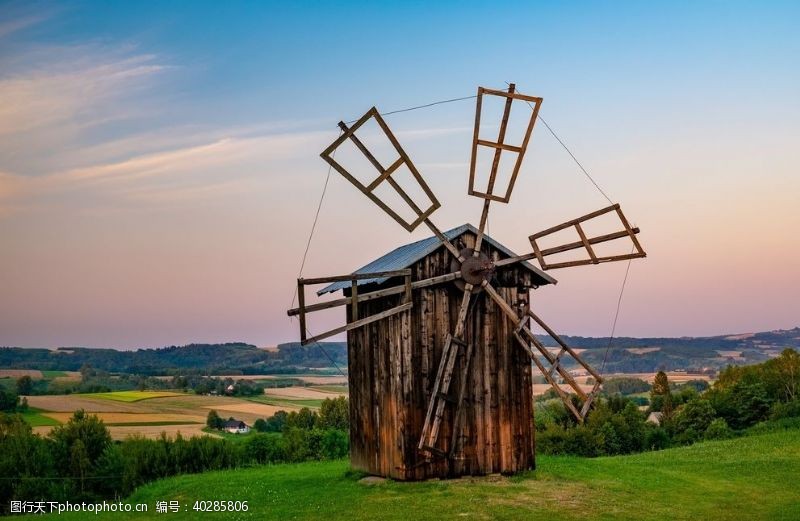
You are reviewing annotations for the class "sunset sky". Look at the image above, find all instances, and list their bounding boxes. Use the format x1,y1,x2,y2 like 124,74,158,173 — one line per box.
1,1,798,349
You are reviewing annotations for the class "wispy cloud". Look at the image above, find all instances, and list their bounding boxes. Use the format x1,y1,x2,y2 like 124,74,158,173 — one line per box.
0,10,51,40
0,51,168,138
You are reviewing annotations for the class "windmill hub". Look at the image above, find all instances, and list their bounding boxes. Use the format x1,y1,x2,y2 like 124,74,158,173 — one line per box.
452,248,494,289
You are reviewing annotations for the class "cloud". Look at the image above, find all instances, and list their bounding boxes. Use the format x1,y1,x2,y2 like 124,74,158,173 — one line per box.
0,11,50,40
0,51,168,138
0,129,329,212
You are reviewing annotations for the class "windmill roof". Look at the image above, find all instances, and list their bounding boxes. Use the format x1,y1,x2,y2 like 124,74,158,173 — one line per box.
317,223,556,295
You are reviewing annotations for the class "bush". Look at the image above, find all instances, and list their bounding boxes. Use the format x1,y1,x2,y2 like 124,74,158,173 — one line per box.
770,399,800,420
243,433,287,463
704,418,732,440
0,389,18,412
206,410,224,430
644,427,670,450
675,398,716,435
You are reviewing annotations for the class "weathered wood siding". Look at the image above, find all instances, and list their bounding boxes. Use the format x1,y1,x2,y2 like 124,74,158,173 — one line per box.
346,231,536,480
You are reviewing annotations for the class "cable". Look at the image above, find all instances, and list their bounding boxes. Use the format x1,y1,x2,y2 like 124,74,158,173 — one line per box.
600,246,635,375
538,116,614,205
507,82,614,205
289,129,342,311
301,327,348,378
345,94,477,125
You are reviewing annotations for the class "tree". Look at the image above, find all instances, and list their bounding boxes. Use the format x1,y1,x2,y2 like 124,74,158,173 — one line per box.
206,410,224,430
16,376,33,396
48,409,111,498
265,410,288,432
253,418,268,432
318,397,349,430
0,389,18,412
651,371,674,419
287,408,317,430
775,349,800,402
70,439,91,494
675,398,716,438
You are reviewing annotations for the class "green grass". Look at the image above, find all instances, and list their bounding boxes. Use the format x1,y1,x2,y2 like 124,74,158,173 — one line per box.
104,421,203,427
247,396,325,409
41,370,68,378
19,407,61,427
85,391,183,402
0,377,15,390
24,429,800,520
312,385,349,394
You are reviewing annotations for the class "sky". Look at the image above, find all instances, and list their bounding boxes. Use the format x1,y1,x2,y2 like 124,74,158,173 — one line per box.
0,1,798,349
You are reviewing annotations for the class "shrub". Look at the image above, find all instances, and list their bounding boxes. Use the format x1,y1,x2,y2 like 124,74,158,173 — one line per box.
644,426,670,450
704,418,732,440
244,433,287,463
675,398,716,435
769,399,800,420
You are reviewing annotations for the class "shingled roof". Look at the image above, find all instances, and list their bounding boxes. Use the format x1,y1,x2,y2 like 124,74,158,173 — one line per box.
317,223,556,295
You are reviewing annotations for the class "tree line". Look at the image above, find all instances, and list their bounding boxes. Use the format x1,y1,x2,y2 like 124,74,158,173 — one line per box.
536,349,800,456
0,397,350,514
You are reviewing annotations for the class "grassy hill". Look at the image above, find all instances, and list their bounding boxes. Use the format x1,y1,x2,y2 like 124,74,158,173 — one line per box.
25,429,800,520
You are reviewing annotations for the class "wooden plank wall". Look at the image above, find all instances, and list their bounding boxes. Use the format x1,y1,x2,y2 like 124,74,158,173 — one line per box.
346,232,535,480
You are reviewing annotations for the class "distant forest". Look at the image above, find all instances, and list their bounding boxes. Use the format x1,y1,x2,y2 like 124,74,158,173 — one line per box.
0,343,346,375
1,328,797,375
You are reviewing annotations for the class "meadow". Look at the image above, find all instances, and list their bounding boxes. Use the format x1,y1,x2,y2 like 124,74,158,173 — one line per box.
20,428,800,520
22,383,347,439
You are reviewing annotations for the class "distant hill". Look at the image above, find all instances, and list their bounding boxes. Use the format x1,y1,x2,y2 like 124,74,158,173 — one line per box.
555,327,800,373
0,342,346,375
1,328,797,375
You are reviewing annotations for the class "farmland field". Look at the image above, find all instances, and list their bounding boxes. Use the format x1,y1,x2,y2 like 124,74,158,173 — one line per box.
89,391,184,402
22,392,316,440
22,428,800,520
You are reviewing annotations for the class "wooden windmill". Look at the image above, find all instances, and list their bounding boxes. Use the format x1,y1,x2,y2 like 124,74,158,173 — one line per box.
287,84,646,480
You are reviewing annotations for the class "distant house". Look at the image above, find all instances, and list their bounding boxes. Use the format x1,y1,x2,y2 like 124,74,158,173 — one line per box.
647,412,664,426
223,419,250,434
225,384,236,395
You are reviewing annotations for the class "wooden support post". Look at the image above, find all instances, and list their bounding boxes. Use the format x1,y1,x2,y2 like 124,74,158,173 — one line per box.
297,280,307,343
351,279,359,321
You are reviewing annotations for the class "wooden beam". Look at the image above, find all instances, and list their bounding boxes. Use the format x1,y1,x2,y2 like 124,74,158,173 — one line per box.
535,228,640,258
527,309,603,383
530,204,620,239
301,302,412,345
297,280,307,343
475,139,522,153
350,279,359,321
287,271,459,317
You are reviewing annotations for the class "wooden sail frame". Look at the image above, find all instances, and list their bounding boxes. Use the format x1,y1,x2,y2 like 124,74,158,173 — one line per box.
468,86,543,203
320,107,441,232
529,204,646,270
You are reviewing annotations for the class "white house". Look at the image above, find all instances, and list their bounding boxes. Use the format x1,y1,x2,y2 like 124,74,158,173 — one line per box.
223,419,250,434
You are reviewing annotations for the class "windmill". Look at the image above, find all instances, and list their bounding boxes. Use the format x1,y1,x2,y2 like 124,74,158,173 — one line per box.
287,84,646,479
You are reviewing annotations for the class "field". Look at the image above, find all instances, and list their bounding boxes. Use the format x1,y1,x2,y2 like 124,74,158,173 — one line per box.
22,385,347,439
89,391,184,402
22,429,800,520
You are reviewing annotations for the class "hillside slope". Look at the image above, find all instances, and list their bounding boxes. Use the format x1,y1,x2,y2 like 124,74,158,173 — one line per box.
24,429,800,520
